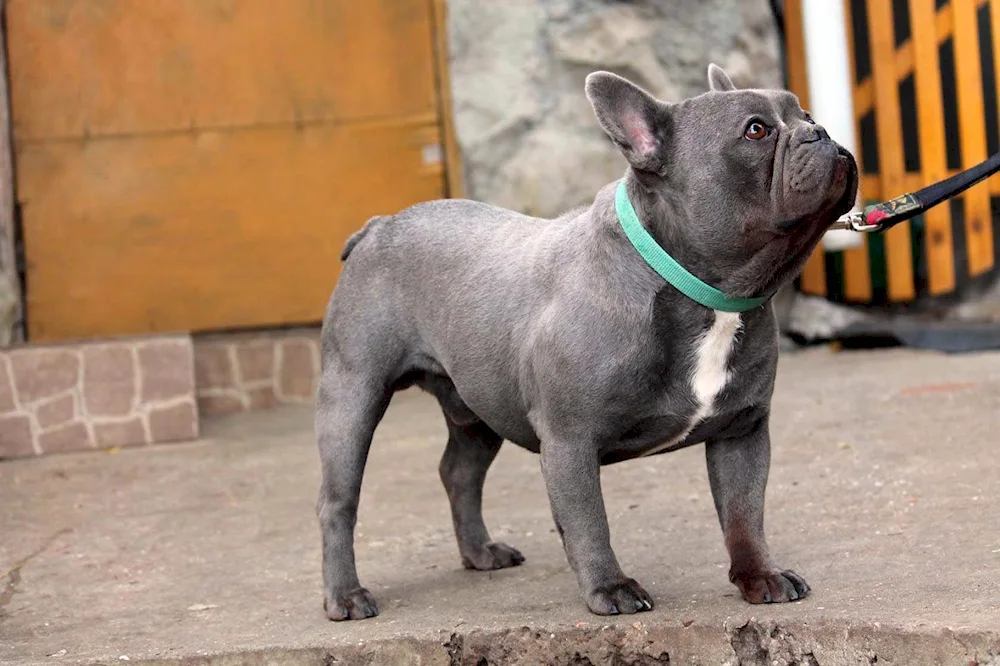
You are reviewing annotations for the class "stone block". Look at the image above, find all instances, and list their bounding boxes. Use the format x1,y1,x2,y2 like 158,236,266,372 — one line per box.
197,393,246,417
194,343,236,391
247,386,277,411
93,418,148,448
278,339,316,401
83,344,135,417
148,402,197,442
138,339,193,403
236,343,274,384
37,421,91,454
35,393,76,430
9,348,79,405
0,357,15,413
0,413,34,457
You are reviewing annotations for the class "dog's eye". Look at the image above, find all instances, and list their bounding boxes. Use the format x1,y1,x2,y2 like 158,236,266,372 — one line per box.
744,121,769,141
804,112,816,125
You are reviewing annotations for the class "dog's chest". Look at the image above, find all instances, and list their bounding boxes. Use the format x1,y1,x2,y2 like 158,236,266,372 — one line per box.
690,311,742,411
643,311,742,456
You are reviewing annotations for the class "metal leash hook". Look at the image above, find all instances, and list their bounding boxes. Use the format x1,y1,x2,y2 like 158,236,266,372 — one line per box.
830,210,880,233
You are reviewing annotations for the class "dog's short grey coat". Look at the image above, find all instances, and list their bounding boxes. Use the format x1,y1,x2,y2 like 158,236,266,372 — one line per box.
315,64,858,620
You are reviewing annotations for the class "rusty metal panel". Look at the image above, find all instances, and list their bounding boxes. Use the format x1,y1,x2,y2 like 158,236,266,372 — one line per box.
7,0,451,341
6,0,438,141
19,119,445,341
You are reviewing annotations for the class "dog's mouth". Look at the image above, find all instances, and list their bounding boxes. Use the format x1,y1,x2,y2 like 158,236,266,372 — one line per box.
831,146,860,217
832,152,851,187
775,146,858,232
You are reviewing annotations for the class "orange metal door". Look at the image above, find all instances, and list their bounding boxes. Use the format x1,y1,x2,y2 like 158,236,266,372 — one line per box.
6,0,452,341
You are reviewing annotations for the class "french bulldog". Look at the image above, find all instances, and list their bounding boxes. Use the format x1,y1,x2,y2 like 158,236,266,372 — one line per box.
315,64,858,620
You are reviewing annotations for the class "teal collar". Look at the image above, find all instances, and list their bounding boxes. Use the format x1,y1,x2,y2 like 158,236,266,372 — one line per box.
614,180,768,313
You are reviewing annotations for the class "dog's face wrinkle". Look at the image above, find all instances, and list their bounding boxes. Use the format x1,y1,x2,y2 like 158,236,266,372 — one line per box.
769,128,787,212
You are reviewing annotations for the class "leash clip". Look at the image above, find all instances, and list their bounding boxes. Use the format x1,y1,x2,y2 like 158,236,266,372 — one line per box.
832,210,880,233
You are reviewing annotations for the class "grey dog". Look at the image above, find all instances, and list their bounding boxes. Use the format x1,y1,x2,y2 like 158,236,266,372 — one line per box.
315,64,858,620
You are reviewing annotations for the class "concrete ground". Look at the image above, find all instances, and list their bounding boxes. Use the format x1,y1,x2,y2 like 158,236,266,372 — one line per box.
2,347,999,665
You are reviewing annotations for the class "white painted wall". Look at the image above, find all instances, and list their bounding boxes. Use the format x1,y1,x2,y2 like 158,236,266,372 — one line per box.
800,0,863,250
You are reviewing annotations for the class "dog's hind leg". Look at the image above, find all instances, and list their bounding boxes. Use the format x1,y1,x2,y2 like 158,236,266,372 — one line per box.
315,358,392,621
439,417,525,571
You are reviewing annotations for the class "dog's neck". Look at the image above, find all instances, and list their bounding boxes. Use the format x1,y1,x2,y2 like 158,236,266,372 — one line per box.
619,172,832,302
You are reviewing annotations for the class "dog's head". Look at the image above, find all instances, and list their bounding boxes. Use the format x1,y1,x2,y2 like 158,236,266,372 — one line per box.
586,64,859,296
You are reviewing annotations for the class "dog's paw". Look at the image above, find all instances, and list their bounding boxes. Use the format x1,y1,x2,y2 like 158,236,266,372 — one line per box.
584,577,654,615
734,569,810,604
324,587,379,621
461,541,526,571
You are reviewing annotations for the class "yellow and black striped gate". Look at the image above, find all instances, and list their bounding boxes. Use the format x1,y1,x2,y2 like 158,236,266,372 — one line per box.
785,0,1000,305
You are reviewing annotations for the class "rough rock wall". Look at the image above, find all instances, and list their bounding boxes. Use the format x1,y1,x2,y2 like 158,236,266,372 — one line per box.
0,14,21,347
447,0,783,217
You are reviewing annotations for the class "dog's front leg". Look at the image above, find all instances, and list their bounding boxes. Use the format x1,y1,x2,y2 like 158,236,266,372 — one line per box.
540,437,653,615
705,416,810,604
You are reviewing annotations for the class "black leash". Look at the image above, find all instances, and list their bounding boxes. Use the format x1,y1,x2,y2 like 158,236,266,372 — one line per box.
832,151,1000,232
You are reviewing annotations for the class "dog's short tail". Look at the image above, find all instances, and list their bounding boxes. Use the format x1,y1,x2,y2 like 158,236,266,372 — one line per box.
340,215,389,261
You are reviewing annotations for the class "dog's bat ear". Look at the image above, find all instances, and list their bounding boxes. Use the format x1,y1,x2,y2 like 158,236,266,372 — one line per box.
707,63,736,92
585,71,672,173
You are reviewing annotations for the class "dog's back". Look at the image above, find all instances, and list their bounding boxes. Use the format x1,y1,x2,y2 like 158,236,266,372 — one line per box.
339,197,573,262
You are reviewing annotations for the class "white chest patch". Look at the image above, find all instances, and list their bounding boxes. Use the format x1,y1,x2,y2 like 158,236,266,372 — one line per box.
644,311,742,456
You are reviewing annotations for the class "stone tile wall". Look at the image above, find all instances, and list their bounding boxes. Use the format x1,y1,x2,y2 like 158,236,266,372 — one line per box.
0,328,322,459
193,328,320,417
0,335,197,459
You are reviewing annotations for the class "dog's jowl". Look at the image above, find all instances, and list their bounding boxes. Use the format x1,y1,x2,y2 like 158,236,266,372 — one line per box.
315,64,858,620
